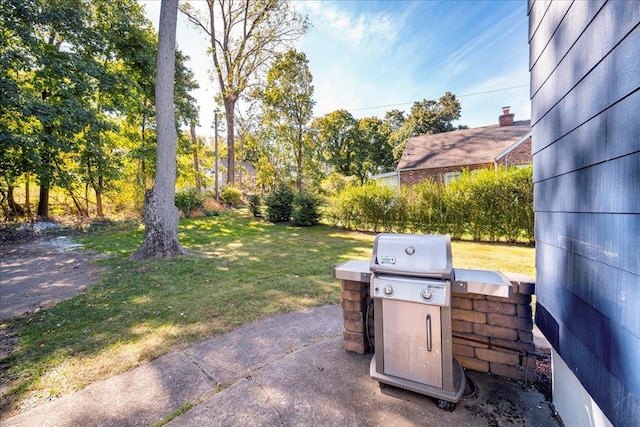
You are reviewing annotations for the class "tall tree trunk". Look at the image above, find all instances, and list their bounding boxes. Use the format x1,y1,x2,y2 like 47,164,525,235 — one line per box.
225,99,235,186
7,186,25,217
190,123,201,194
296,126,303,192
85,180,90,216
96,175,104,218
25,173,31,216
37,185,49,218
132,0,183,259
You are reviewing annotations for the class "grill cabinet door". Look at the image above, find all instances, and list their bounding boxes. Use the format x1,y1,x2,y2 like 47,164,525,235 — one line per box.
382,299,442,388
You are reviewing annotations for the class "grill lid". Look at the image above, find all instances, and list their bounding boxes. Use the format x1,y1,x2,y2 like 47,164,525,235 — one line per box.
370,233,453,279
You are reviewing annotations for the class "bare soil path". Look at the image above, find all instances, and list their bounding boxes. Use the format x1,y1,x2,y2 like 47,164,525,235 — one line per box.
0,234,103,322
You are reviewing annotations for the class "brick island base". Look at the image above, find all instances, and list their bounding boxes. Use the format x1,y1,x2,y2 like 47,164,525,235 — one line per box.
340,272,536,382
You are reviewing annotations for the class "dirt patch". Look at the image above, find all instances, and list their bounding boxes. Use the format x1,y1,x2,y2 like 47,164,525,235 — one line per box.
533,349,552,401
0,232,105,321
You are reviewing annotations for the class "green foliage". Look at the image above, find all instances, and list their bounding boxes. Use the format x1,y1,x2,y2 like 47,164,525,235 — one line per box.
174,189,204,213
320,172,357,196
329,166,534,242
265,183,294,222
292,192,321,226
0,0,200,220
247,194,262,217
220,185,243,207
327,182,407,233
310,110,358,177
180,0,309,188
408,180,448,234
261,49,315,192
310,110,396,184
390,92,462,161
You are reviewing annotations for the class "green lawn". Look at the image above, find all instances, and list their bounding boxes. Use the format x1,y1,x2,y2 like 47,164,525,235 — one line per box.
0,209,534,414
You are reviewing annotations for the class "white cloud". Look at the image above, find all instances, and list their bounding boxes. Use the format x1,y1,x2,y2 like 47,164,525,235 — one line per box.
297,1,400,56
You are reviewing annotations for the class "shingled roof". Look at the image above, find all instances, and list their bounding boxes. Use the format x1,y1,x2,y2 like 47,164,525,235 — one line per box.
397,120,532,171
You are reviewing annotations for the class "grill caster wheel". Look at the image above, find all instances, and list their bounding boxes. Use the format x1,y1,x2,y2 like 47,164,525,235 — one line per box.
437,399,455,411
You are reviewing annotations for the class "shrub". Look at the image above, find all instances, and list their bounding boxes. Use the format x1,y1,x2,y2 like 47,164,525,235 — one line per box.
248,194,262,217
327,166,534,242
175,190,204,213
220,186,243,207
320,172,358,195
292,192,321,226
409,180,446,234
265,184,294,222
327,182,405,232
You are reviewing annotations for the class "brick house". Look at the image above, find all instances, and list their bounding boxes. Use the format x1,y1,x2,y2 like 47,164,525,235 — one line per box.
396,107,532,186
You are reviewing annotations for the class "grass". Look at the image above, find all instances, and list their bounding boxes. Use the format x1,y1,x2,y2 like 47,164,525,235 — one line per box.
0,209,534,415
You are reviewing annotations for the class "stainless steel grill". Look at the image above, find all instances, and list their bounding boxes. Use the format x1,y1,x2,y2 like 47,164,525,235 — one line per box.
369,233,512,409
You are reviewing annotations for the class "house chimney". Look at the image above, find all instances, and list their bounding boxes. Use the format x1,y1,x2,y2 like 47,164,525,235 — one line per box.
499,106,514,127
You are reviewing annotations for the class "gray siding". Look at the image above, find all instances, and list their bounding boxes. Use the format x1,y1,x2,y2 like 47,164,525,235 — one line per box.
529,0,640,425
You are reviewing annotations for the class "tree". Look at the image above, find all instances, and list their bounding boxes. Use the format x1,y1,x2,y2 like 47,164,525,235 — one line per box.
172,52,201,193
311,113,395,184
311,110,359,178
390,92,462,160
1,0,107,218
2,0,157,218
180,0,309,186
0,0,36,217
132,0,183,259
357,116,395,176
261,49,315,191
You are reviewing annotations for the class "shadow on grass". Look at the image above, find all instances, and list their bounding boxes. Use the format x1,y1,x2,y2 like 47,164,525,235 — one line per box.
0,210,373,415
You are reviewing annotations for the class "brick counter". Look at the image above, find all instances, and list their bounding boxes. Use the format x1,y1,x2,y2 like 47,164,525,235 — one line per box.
337,272,536,382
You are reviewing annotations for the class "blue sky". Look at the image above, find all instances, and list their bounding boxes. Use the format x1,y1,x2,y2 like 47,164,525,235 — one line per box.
141,0,531,136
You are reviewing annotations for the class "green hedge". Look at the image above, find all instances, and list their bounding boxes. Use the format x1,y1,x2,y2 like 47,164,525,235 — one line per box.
327,166,534,243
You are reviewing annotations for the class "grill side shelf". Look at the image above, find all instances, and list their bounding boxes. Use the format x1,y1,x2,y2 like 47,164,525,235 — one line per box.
333,260,371,282
452,268,512,298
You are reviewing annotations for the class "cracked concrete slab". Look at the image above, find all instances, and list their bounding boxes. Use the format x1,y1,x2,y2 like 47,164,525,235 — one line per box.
3,305,561,426
166,378,282,426
3,352,214,427
185,305,342,384
171,336,559,427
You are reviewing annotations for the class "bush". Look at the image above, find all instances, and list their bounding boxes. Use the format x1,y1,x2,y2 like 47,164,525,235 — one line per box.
220,186,243,207
327,166,534,242
248,194,262,217
175,190,204,213
292,192,321,226
320,172,358,196
326,182,405,232
265,184,294,222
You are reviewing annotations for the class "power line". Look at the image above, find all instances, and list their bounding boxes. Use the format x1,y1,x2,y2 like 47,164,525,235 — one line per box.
344,84,529,113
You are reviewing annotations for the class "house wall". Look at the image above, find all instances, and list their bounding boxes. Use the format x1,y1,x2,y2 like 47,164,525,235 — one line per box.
496,136,533,168
371,172,399,188
399,163,492,186
529,1,640,425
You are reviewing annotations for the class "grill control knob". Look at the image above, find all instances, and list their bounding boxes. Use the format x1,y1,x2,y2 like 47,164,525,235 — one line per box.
421,288,433,301
383,285,394,296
